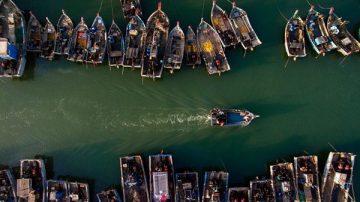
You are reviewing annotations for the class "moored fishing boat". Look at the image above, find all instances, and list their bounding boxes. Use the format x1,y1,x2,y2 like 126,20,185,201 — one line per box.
210,108,259,127
175,172,200,202
163,21,185,74
47,180,69,202
27,11,42,52
0,0,26,77
68,182,89,202
149,153,175,202
120,155,149,202
327,7,360,56
107,20,124,68
0,169,17,202
285,10,306,61
123,14,146,68
202,171,229,202
249,179,275,202
54,9,73,55
67,17,89,63
211,0,238,47
227,187,249,202
96,189,122,202
197,18,230,75
321,152,356,202
41,17,56,60
85,13,107,64
270,162,298,202
305,5,336,56
141,2,169,79
120,0,142,19
184,26,201,67
294,155,321,202
17,159,47,202
229,2,261,51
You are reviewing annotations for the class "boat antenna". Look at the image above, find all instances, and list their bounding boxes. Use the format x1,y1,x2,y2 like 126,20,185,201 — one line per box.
303,150,310,155
327,142,337,152
243,49,247,58
201,0,206,18
277,6,289,22
284,57,290,69
339,56,348,66
110,0,114,21
98,0,104,13
220,159,228,172
305,0,312,7
316,0,331,10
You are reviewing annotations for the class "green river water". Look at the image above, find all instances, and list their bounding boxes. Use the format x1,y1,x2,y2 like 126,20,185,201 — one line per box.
1,0,360,198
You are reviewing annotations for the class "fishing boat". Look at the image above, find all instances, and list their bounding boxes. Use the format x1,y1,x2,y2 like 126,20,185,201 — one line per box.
285,10,306,61
120,155,149,202
163,21,185,74
123,14,146,68
270,162,298,202
141,2,169,79
184,26,201,67
229,2,261,51
321,152,356,202
68,182,89,202
327,7,360,56
305,5,336,56
294,155,321,202
249,179,275,202
210,0,238,47
47,180,69,202
96,189,122,202
40,17,56,60
27,11,42,52
107,20,124,68
0,0,26,77
67,17,89,63
0,169,17,202
202,171,229,202
85,13,107,64
17,159,47,202
120,0,142,19
175,172,200,202
149,153,175,202
210,108,259,127
227,187,249,202
54,9,73,55
197,18,230,75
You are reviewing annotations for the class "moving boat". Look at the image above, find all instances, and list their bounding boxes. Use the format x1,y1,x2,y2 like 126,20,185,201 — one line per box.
210,108,259,127
17,159,47,202
96,189,122,202
229,2,261,51
67,17,89,63
202,171,229,202
321,152,356,202
46,180,69,202
184,26,201,67
249,179,275,202
294,155,321,202
227,187,249,202
210,0,238,47
54,9,73,55
40,17,56,60
120,155,149,202
68,182,89,202
0,169,17,202
305,5,336,56
175,172,200,202
120,0,142,19
285,10,306,61
0,0,26,77
123,14,146,68
107,20,124,68
27,11,42,52
163,21,185,74
197,18,230,75
149,153,175,202
327,7,360,56
141,2,169,79
270,162,298,202
85,13,107,64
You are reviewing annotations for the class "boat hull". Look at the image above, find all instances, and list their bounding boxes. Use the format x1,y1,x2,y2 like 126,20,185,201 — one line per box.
54,10,73,55
185,26,201,67
163,24,185,72
41,18,56,60
270,163,298,202
202,171,229,202
107,22,124,68
85,14,107,64
120,0,142,19
285,10,306,60
227,187,250,202
210,108,258,127
175,172,200,202
67,18,89,63
0,169,17,202
249,179,275,202
68,182,89,202
47,180,69,202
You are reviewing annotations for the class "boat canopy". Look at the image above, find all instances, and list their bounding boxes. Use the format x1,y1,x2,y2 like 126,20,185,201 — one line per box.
0,38,17,60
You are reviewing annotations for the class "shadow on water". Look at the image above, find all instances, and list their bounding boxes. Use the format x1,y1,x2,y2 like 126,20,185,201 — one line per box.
20,53,38,81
